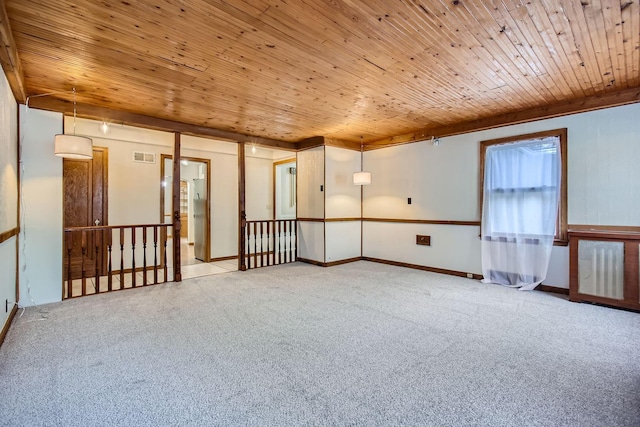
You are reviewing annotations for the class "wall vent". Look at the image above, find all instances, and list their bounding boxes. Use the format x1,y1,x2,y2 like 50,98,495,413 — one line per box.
133,152,156,164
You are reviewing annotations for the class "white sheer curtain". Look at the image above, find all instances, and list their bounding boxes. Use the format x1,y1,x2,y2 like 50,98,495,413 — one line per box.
481,136,561,290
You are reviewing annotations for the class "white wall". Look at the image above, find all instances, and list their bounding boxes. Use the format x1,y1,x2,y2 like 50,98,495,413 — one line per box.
297,146,325,218
326,222,361,262
325,146,361,218
296,147,326,262
71,117,174,226
324,146,361,262
245,156,274,221
0,70,18,327
298,221,324,262
20,107,63,306
363,102,640,288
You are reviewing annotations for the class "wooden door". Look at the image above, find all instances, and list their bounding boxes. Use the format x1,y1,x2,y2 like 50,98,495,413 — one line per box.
63,147,108,279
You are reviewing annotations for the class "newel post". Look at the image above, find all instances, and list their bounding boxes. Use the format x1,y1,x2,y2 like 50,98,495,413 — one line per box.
238,141,247,271
173,132,182,281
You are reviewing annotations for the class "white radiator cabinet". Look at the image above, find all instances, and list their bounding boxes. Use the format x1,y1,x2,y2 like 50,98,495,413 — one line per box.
569,230,640,312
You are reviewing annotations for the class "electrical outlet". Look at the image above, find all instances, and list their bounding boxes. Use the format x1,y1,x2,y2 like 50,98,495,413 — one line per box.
416,235,431,246
466,273,473,279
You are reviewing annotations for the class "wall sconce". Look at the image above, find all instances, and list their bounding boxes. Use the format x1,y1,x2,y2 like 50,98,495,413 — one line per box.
54,88,93,159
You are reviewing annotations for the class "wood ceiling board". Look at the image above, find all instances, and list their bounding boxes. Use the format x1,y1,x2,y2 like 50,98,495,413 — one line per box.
5,0,640,144
368,86,640,148
0,0,25,102
582,0,617,90
517,0,589,96
395,2,548,110
620,0,639,87
536,0,596,96
599,0,626,88
463,2,557,100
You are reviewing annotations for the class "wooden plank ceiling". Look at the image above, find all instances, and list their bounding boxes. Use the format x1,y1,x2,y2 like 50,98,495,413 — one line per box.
4,0,640,144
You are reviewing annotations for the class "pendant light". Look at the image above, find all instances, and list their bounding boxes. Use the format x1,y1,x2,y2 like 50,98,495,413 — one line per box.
353,135,371,185
54,88,93,159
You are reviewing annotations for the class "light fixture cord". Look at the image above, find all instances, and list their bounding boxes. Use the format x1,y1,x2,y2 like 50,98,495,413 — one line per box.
360,136,364,172
72,87,77,135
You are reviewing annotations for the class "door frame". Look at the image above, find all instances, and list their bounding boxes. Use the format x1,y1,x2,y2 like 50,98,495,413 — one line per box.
62,146,109,281
272,157,296,219
160,154,211,263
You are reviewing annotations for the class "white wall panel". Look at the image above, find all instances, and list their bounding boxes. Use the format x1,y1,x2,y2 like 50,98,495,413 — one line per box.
326,221,361,262
297,221,324,262
0,238,17,323
364,139,479,220
364,222,482,274
0,72,17,232
0,68,17,329
20,107,63,306
297,147,324,218
245,156,273,221
208,152,237,258
325,146,361,219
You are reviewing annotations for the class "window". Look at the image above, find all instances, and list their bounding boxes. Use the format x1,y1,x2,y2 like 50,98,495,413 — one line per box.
480,129,567,245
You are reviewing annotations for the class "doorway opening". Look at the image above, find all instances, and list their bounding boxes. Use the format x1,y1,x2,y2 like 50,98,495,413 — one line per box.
160,155,211,266
273,158,296,220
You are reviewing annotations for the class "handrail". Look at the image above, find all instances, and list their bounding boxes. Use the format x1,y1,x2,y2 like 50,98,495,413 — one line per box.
63,223,173,299
64,223,171,232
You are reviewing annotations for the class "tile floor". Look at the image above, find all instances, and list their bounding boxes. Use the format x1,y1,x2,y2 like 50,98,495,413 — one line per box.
64,239,238,298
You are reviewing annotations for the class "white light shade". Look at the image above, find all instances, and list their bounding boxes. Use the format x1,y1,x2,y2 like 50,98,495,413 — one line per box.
54,134,93,159
353,171,371,185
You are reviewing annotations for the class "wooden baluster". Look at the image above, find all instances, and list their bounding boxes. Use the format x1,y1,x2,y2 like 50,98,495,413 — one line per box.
162,227,168,283
253,222,258,269
283,221,288,263
119,228,125,289
260,221,264,267
282,221,286,264
289,220,293,263
284,220,288,263
267,221,271,267
66,231,73,298
277,221,282,265
81,230,87,296
287,220,292,263
273,221,277,265
153,226,158,285
245,222,251,269
107,229,113,292
94,230,100,293
131,227,136,287
142,227,148,286
283,220,289,264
